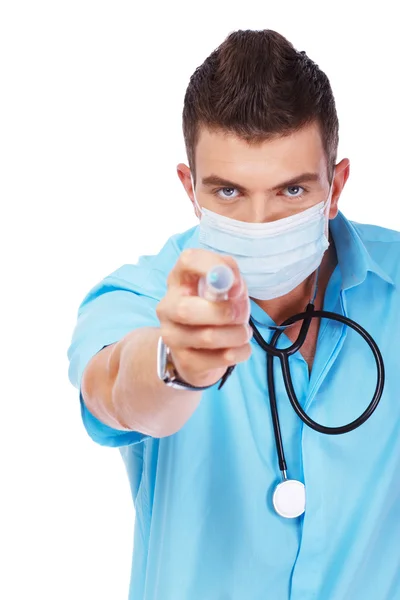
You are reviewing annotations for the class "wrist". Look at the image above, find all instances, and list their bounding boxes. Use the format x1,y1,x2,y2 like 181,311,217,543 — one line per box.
157,336,235,391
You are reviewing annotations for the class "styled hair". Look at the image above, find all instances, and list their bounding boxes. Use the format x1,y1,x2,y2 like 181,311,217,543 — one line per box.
182,29,339,184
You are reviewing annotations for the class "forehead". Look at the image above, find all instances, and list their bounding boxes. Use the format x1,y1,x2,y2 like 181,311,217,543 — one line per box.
195,122,328,182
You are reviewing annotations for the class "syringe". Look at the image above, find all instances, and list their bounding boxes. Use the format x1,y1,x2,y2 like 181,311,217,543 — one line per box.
198,264,235,302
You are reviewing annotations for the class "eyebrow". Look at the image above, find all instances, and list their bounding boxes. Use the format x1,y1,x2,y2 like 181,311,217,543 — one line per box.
201,172,320,192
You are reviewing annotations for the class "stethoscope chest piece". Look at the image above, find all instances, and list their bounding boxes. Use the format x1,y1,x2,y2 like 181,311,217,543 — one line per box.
273,479,306,519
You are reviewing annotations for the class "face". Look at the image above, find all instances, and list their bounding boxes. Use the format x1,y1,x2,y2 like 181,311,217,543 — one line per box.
177,122,350,224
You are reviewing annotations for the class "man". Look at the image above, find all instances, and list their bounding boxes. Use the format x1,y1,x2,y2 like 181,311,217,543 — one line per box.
67,29,400,600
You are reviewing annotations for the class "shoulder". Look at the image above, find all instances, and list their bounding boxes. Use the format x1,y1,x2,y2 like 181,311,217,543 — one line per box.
351,220,400,244
350,218,400,284
90,226,199,301
113,225,197,280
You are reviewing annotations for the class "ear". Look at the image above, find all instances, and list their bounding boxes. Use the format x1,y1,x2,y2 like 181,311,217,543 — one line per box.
329,158,350,219
177,163,201,218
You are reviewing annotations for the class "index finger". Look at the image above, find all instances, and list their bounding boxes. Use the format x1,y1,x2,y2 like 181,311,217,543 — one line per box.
168,248,244,299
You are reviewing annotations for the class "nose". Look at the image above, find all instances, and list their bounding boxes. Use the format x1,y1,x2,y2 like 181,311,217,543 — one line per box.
246,196,284,223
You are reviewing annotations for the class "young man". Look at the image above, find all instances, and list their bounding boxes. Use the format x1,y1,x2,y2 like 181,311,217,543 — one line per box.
67,29,400,600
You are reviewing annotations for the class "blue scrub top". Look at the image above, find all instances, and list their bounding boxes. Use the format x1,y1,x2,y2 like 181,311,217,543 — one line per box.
67,211,400,600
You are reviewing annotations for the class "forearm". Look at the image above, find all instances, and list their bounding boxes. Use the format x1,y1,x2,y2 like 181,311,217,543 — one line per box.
81,327,202,438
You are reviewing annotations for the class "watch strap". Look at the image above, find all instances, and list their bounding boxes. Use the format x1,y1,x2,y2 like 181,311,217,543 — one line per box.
157,336,235,391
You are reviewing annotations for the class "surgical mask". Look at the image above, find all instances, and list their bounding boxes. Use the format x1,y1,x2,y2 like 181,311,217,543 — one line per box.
191,176,333,300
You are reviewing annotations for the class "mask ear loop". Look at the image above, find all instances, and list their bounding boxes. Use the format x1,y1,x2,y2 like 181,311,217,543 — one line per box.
190,173,203,218
323,179,334,238
304,180,334,307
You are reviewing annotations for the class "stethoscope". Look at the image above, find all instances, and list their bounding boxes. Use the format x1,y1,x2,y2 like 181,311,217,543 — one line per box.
248,267,385,519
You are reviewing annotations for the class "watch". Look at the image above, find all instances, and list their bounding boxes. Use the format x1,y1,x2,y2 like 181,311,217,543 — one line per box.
156,336,235,391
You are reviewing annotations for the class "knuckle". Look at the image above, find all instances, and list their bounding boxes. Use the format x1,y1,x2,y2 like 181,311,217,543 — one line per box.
177,351,190,371
156,299,165,319
175,298,190,322
179,248,194,268
240,325,249,344
166,270,174,286
243,343,253,360
160,326,174,348
200,327,214,346
225,342,252,365
223,349,235,365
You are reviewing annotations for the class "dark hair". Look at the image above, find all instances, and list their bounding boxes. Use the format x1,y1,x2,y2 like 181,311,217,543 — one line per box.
182,29,339,184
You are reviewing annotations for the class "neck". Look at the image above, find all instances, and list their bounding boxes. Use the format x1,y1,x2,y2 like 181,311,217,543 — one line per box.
252,234,338,324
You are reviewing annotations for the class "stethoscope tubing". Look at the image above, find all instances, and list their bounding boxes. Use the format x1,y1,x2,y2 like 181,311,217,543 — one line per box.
249,303,385,474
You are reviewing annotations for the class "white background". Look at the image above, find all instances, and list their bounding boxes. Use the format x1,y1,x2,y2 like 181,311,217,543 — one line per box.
1,1,399,598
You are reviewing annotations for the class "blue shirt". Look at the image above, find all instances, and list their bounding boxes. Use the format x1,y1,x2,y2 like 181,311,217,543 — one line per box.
67,211,400,600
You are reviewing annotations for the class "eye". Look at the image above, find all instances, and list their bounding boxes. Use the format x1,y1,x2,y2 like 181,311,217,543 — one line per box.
214,187,240,200
283,185,306,198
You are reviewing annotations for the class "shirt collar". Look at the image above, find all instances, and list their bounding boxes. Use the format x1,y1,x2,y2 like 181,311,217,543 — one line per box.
330,211,394,290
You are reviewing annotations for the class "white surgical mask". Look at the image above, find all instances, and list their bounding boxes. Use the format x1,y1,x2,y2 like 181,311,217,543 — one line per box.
191,175,333,300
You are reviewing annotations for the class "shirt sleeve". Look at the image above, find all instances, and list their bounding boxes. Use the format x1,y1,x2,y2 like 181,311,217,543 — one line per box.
67,263,166,447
